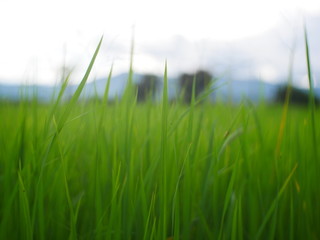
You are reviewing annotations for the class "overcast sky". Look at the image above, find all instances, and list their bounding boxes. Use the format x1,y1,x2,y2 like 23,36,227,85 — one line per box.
0,0,320,86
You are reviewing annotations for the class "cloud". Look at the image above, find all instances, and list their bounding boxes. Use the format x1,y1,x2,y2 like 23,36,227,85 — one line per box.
131,14,320,89
0,0,319,85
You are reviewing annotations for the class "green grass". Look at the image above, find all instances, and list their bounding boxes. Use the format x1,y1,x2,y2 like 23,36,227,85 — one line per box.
0,38,320,240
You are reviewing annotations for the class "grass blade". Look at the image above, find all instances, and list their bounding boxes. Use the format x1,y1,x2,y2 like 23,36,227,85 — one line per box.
255,164,298,239
57,36,103,133
18,171,33,240
304,25,318,159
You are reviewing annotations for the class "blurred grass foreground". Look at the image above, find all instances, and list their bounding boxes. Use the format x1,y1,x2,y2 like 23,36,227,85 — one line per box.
0,36,320,240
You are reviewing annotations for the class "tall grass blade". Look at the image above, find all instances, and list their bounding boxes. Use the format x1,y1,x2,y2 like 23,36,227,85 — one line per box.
304,26,318,159
160,61,169,239
275,43,295,158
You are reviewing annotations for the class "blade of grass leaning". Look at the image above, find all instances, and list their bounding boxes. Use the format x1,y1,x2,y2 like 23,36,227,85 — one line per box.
275,43,295,158
40,36,103,172
218,128,243,162
304,26,318,159
41,72,71,156
57,36,103,133
48,72,72,120
255,163,298,240
37,35,103,180
32,36,103,230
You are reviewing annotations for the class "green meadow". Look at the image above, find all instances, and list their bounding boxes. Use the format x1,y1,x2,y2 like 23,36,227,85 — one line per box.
0,37,319,239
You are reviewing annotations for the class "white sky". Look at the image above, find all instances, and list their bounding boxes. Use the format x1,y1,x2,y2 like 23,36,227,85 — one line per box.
0,0,319,85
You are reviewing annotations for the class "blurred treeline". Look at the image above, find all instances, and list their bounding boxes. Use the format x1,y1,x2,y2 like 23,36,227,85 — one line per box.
135,70,319,105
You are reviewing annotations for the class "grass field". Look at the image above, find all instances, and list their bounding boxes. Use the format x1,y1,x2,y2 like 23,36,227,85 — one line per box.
0,37,319,239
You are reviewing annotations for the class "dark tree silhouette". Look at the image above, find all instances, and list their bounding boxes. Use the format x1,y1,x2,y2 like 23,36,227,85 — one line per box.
179,70,212,103
274,84,319,105
136,74,160,102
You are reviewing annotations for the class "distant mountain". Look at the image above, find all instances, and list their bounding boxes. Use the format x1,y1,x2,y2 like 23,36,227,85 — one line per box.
1,73,319,103
0,73,140,102
0,83,58,101
214,79,280,102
